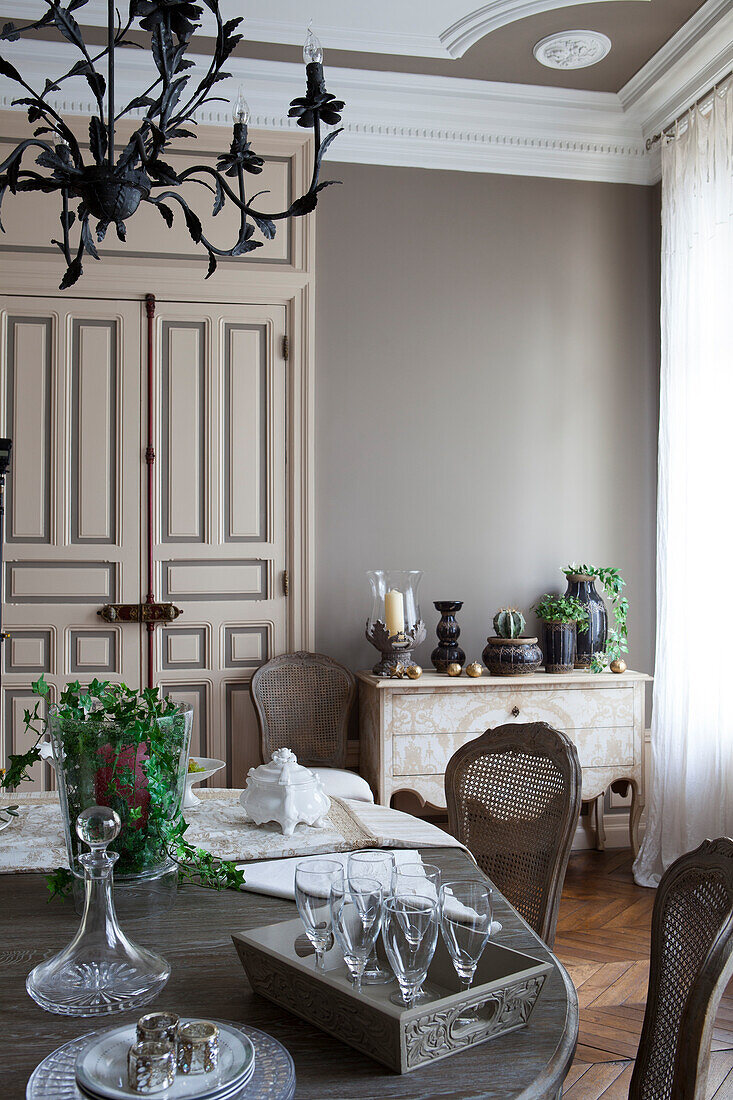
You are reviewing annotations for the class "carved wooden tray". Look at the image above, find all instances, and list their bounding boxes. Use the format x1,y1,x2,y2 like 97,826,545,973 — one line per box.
233,918,552,1074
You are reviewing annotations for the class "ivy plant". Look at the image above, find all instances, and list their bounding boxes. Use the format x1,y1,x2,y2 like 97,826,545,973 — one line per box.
1,676,244,897
563,564,629,672
533,594,590,627
0,675,46,794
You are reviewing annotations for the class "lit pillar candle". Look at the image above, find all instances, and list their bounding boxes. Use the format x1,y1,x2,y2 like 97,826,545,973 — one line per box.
384,589,405,638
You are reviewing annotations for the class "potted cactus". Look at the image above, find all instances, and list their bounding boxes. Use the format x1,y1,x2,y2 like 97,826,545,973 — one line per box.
533,594,589,673
482,608,543,676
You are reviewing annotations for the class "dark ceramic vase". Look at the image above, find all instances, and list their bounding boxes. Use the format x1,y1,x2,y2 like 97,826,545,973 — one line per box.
431,601,465,673
564,574,608,668
542,622,577,673
482,637,543,676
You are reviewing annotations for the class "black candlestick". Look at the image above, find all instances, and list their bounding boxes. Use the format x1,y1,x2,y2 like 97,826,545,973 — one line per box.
431,601,466,673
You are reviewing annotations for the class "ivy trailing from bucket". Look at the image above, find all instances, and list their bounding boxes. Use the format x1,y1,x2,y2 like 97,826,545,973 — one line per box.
1,677,244,897
563,564,629,672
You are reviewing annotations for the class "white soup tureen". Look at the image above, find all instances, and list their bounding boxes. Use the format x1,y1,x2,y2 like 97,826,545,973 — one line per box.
240,748,331,835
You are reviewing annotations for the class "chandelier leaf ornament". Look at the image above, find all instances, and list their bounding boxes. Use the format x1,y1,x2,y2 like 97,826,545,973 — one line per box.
0,2,345,288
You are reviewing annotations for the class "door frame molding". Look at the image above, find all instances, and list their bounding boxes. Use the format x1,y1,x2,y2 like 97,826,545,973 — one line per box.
0,122,316,655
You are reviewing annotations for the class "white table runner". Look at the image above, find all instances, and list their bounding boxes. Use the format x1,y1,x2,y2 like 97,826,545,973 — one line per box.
0,789,464,874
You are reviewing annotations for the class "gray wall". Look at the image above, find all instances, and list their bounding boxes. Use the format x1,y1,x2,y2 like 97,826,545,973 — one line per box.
315,163,660,677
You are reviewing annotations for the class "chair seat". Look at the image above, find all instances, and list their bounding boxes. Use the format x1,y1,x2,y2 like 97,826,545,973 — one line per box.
311,767,374,803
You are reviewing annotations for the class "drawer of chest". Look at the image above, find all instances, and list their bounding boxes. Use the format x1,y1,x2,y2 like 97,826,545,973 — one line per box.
392,725,635,775
389,686,634,736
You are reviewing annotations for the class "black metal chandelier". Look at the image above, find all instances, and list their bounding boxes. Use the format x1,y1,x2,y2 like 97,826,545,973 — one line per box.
0,1,345,288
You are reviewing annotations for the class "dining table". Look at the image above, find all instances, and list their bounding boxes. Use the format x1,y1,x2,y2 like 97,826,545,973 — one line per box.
1,844,578,1099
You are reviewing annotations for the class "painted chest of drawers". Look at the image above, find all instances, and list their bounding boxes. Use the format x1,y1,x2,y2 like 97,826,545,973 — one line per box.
357,669,651,855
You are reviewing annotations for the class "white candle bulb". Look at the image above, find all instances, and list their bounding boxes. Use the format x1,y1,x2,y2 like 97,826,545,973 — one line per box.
384,590,405,639
232,86,250,126
303,25,323,65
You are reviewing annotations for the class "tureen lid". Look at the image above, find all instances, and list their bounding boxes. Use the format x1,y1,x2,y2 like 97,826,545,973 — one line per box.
247,747,318,787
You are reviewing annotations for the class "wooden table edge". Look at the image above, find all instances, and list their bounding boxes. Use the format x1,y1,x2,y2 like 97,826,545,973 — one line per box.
515,958,579,1100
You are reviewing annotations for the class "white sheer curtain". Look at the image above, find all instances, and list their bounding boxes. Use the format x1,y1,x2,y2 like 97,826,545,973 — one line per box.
634,75,733,888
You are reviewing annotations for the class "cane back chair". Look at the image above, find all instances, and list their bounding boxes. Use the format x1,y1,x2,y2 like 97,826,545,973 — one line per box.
250,651,356,768
249,651,374,801
445,721,582,948
629,837,733,1100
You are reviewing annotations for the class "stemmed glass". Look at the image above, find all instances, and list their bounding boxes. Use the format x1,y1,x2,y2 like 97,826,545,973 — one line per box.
382,892,439,1008
439,880,493,1019
393,861,441,903
390,863,441,1000
348,850,396,983
330,876,383,994
294,859,343,970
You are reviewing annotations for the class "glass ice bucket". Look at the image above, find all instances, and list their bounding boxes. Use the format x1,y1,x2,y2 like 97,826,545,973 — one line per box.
49,702,193,881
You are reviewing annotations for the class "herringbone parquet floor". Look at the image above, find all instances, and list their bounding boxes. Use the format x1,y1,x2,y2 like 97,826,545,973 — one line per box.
556,849,733,1098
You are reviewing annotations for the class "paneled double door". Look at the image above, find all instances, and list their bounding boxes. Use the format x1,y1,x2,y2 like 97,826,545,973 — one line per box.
1,295,288,788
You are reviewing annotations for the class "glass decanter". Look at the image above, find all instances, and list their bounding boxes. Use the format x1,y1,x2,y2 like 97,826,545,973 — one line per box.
26,805,171,1016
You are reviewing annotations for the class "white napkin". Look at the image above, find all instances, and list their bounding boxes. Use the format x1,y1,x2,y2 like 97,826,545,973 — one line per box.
238,850,501,932
238,849,420,899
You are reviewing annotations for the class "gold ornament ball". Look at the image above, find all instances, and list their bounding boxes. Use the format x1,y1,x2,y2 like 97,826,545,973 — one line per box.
610,658,627,674
405,664,422,680
446,662,463,677
465,661,483,678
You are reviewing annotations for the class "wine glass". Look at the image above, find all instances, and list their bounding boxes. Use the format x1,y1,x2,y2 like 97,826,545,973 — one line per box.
294,859,343,970
393,861,441,904
391,864,441,1001
382,892,439,1008
347,850,396,983
439,880,493,1018
330,876,382,994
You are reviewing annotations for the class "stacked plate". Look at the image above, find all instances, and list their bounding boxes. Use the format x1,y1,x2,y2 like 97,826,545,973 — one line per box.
27,1023,295,1100
74,1022,255,1100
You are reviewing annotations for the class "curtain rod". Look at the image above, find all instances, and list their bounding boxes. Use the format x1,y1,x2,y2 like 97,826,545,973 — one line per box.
645,70,732,150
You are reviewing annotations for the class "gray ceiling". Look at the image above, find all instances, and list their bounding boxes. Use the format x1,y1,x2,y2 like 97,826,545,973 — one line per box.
68,0,707,93
220,0,706,93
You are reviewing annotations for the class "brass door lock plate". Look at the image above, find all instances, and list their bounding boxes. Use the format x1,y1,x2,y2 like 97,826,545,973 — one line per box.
98,603,183,624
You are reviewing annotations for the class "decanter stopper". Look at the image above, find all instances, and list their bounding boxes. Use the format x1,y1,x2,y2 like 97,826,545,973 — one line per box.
26,805,171,1016
77,804,121,849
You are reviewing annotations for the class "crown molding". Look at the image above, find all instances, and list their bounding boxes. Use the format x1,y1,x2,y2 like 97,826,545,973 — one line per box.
1,0,730,188
0,0,647,60
0,39,652,184
619,0,733,141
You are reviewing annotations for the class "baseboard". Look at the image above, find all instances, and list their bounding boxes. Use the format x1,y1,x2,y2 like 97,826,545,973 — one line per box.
571,728,651,851
572,812,648,851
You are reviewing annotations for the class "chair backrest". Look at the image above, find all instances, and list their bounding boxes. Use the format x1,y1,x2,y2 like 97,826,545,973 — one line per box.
629,838,733,1100
445,721,582,947
249,651,356,768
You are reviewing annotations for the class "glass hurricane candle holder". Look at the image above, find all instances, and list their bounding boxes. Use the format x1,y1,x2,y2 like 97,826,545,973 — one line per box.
366,570,426,677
